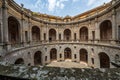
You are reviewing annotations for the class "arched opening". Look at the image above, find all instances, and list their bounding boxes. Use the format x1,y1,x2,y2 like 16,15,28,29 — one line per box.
49,29,56,41
15,58,24,65
50,48,57,61
99,52,110,68
32,26,40,42
8,16,20,44
79,49,88,63
79,27,88,41
64,48,72,59
100,20,112,40
64,29,71,41
34,51,42,65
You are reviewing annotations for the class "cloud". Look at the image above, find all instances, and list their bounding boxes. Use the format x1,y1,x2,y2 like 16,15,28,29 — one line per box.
48,0,68,11
87,0,96,6
72,0,79,2
87,0,111,6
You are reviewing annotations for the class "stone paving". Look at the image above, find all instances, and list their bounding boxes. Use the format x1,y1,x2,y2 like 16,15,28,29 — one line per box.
47,59,89,68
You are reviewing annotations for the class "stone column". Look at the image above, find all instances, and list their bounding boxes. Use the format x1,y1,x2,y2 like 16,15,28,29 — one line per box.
56,27,59,41
46,24,49,41
61,28,64,41
20,4,26,46
111,9,117,44
2,0,9,50
28,18,32,44
88,21,92,43
76,25,79,41
95,18,100,43
21,17,25,46
0,13,3,43
71,25,74,41
41,26,44,41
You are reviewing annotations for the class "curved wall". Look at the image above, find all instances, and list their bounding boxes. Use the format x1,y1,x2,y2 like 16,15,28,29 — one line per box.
0,0,120,68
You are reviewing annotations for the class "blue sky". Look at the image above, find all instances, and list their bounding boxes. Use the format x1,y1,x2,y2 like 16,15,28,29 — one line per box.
15,0,111,17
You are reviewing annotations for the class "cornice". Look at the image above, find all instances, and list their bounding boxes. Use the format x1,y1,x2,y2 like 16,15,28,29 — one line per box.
6,0,120,25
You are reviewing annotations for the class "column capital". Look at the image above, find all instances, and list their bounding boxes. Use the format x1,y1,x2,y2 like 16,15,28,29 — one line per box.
2,0,8,9
112,9,116,16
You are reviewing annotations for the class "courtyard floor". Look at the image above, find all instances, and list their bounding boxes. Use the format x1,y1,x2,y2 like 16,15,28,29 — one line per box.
47,59,89,68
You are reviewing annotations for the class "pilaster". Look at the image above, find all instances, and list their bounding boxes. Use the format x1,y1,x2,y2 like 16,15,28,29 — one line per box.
111,9,117,44
20,4,25,46
95,18,100,43
2,0,9,50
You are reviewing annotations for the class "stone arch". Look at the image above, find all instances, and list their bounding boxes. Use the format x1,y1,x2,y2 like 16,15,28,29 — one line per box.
100,20,112,40
32,26,40,41
49,28,56,41
64,29,71,41
79,27,88,41
34,51,42,65
8,16,20,44
50,48,57,61
64,47,72,59
99,52,110,68
14,58,24,65
79,48,88,63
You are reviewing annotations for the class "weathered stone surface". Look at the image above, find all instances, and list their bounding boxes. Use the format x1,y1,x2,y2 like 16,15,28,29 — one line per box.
0,63,119,80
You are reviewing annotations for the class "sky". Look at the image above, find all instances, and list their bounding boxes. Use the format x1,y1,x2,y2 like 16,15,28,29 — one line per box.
15,0,111,17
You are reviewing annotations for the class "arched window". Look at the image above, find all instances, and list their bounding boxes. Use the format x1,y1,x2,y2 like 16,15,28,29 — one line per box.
79,49,88,63
64,47,72,59
34,51,42,65
100,20,112,40
99,52,110,68
79,27,88,41
50,48,57,61
32,26,40,41
8,16,20,44
64,29,71,41
49,29,56,41
15,58,24,65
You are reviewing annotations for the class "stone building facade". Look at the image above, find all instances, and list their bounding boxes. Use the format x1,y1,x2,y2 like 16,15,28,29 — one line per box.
0,0,120,68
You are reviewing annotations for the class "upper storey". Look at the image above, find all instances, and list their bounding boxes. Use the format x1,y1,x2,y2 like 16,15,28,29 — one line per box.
0,0,114,24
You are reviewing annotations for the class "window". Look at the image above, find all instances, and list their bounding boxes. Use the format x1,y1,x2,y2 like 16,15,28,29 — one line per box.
59,34,61,40
60,54,62,58
25,31,28,42
91,58,94,64
92,31,95,40
44,33,46,40
118,26,120,40
45,56,47,61
74,54,77,59
74,33,76,40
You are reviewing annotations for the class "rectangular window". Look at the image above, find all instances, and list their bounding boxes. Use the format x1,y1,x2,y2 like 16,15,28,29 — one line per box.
92,31,95,40
44,33,46,40
59,34,61,40
60,54,62,58
45,56,47,61
74,54,77,59
74,33,76,40
25,31,28,42
119,26,120,40
91,58,94,64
